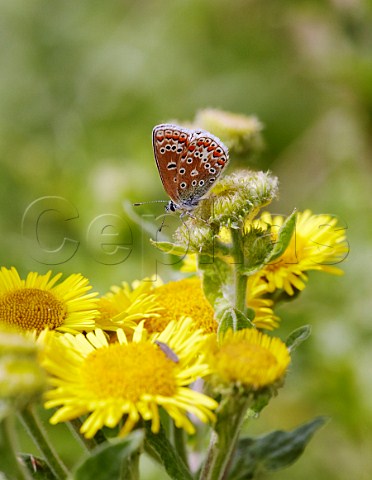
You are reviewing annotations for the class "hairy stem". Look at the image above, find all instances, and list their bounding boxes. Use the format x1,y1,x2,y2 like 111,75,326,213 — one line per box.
20,405,69,480
231,228,248,317
199,394,251,480
0,414,32,480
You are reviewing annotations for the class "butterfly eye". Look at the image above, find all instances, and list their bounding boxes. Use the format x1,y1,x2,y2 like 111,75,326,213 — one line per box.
171,145,177,151
209,168,216,174
191,180,197,186
179,168,186,174
199,180,205,186
209,177,215,183
180,182,187,189
204,163,211,169
177,147,183,153
186,158,193,164
160,147,166,154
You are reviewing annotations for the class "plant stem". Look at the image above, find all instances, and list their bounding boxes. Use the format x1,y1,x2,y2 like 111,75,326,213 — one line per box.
199,394,251,480
231,228,248,316
145,423,193,480
67,418,98,452
20,405,69,480
0,414,32,480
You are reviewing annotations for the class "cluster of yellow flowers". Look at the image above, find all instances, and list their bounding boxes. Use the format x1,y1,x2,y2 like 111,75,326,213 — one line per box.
0,210,347,439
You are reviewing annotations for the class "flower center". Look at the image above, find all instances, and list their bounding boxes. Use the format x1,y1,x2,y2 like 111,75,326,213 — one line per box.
145,278,217,334
215,343,278,388
83,342,177,402
0,288,66,333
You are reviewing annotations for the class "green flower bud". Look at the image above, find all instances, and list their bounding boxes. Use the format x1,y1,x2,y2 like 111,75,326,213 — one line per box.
0,325,46,415
174,219,215,253
194,109,264,156
241,225,274,274
195,170,278,228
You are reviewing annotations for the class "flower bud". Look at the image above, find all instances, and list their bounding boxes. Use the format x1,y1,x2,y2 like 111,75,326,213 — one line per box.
194,109,264,156
0,325,46,414
205,170,279,227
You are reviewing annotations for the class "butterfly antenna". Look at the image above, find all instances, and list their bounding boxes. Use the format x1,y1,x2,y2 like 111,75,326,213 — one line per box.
133,200,168,207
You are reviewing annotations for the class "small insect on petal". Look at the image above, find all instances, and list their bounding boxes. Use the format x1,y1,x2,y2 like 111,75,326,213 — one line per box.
155,340,179,363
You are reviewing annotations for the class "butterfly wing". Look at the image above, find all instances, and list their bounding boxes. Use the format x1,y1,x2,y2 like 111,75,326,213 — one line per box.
152,124,190,204
175,129,229,209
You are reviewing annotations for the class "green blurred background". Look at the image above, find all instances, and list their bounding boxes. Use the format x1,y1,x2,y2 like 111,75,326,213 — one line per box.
1,0,372,478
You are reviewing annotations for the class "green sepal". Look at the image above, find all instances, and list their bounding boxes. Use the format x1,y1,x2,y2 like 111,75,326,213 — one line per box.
144,423,193,480
240,229,274,276
239,210,296,276
265,209,297,264
20,454,55,479
228,416,328,479
285,325,311,352
72,430,143,480
217,308,253,339
150,240,188,257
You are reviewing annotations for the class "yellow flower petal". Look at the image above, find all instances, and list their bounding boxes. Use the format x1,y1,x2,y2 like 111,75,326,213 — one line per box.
0,267,98,334
43,318,217,438
208,328,290,390
251,210,348,295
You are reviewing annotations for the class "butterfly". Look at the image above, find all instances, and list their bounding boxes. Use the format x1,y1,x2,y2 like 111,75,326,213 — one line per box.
152,124,229,214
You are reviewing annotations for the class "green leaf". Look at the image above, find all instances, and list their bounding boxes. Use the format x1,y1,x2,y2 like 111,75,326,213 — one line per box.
72,430,143,480
144,423,193,480
198,255,233,308
217,308,253,339
229,416,328,480
20,454,55,479
150,240,188,256
285,325,312,352
266,209,297,264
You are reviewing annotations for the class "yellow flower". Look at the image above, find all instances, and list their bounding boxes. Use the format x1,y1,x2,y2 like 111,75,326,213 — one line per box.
144,277,217,334
208,328,290,390
43,318,217,438
251,210,348,295
248,275,279,330
0,267,98,334
96,277,162,332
